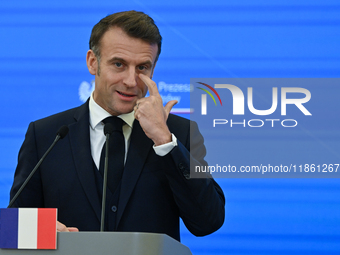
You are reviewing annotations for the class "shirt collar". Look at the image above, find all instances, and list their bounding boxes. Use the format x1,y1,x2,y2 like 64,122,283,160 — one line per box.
89,93,135,130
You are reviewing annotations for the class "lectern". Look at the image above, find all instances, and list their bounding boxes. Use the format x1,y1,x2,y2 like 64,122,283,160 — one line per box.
0,232,192,255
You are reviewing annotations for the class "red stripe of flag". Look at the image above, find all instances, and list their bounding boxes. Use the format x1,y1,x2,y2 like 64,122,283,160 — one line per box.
37,208,57,249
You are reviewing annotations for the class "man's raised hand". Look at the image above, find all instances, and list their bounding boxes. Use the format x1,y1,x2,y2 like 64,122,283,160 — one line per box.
134,74,177,146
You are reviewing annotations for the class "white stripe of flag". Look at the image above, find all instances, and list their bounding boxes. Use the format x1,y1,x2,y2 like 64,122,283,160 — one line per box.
18,208,38,249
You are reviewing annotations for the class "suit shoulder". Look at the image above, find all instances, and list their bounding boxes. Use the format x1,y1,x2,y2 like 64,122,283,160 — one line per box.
167,113,190,125
32,103,88,133
167,114,190,132
167,113,199,130
167,114,202,143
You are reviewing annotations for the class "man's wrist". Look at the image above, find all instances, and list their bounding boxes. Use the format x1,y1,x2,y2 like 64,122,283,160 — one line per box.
153,130,172,146
153,133,178,156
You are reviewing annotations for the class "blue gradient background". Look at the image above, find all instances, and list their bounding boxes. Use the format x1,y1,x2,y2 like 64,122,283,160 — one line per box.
1,1,340,254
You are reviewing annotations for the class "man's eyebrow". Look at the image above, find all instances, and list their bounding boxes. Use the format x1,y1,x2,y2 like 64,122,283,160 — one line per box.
107,57,153,67
107,57,126,64
138,60,153,67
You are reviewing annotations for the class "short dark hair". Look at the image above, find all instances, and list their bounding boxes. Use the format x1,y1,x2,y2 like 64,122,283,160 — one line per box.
89,10,162,63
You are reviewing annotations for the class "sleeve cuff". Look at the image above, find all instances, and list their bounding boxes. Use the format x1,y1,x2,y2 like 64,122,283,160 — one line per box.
153,133,178,156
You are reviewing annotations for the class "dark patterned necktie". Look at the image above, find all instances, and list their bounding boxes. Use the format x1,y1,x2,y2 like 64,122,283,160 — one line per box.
99,116,125,194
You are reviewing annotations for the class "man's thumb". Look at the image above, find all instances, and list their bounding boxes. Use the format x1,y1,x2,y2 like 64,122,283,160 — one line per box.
164,100,178,116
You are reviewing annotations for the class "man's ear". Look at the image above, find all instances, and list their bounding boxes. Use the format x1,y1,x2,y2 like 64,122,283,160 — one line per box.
86,50,98,75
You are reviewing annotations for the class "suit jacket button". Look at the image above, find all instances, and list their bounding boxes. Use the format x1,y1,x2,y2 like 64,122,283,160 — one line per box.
183,171,190,179
111,206,117,212
178,162,185,170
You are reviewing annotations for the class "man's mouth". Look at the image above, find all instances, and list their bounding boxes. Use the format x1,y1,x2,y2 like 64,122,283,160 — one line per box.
117,91,135,97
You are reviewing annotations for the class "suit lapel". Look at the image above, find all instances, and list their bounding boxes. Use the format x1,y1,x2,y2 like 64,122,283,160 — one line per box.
66,105,153,226
116,120,153,226
68,101,101,222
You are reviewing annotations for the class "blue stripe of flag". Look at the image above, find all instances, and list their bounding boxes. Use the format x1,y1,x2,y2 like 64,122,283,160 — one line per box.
0,208,19,249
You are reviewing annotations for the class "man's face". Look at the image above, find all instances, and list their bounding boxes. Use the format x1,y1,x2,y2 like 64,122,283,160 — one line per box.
87,27,158,116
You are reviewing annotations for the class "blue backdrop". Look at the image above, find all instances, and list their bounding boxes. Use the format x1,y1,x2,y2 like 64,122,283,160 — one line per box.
1,0,340,254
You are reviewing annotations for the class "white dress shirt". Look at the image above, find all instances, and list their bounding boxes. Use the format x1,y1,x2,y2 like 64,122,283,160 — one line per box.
89,94,177,169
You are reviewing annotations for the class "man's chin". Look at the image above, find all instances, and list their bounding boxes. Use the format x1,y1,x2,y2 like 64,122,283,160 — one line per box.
116,106,135,116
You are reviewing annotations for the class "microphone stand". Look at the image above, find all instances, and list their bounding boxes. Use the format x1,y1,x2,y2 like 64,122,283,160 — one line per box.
8,126,69,208
100,124,113,232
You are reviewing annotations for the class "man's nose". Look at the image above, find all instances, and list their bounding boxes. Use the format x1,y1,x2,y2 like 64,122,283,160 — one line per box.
123,67,138,88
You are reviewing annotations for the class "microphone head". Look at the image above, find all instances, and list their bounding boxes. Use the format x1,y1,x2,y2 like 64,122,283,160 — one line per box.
104,123,114,135
57,125,69,139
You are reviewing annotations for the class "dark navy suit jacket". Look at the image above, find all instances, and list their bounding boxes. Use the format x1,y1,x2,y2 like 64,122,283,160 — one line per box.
10,101,225,241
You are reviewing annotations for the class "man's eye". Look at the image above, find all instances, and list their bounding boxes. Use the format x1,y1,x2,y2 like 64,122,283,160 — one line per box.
115,62,122,68
138,65,147,71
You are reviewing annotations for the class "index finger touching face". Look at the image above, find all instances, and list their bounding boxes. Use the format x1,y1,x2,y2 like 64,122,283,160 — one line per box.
138,73,160,96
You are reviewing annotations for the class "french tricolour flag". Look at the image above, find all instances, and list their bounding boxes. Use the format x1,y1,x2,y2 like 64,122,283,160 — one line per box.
0,208,57,249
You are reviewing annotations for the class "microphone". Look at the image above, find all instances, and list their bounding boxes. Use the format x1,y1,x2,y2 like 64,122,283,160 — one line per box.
8,125,69,208
57,125,69,139
100,123,114,232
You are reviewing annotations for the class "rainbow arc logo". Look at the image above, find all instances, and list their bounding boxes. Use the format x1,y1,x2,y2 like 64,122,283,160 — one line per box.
197,82,222,115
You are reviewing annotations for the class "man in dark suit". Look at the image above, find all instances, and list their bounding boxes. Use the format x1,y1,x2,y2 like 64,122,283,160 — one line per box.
10,10,225,241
